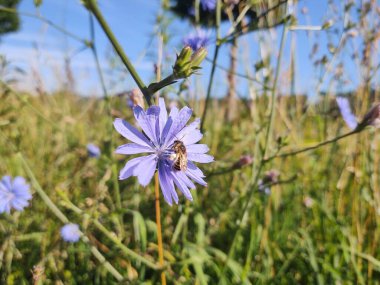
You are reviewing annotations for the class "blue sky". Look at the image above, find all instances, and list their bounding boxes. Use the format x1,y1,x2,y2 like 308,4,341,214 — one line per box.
0,0,363,98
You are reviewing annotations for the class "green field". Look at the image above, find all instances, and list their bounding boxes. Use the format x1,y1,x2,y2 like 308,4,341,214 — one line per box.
1,86,380,284
1,0,380,284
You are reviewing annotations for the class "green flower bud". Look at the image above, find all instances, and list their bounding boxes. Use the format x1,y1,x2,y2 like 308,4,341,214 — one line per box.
191,47,208,68
173,46,207,79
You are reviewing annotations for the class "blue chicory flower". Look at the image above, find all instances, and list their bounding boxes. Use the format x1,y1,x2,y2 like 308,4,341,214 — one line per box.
114,98,214,206
336,97,358,130
200,0,216,11
0,176,32,214
183,29,210,51
87,143,101,158
60,223,81,242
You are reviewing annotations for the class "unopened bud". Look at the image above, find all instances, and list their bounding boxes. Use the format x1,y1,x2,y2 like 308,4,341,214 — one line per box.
358,103,380,129
173,46,207,79
258,170,280,195
191,47,208,68
127,88,145,108
233,155,253,169
262,169,280,184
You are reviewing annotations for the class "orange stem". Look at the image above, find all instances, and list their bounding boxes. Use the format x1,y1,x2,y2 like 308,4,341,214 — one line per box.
155,172,166,284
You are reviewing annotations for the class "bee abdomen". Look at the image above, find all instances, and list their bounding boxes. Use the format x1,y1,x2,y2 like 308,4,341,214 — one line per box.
173,161,182,171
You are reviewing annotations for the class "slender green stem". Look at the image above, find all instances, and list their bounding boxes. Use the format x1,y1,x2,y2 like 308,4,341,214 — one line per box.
88,13,122,216
89,14,108,99
200,46,220,132
86,0,151,105
218,24,288,283
219,0,289,44
263,129,360,163
200,0,221,132
85,237,124,281
155,172,167,284
92,219,160,270
19,153,69,224
18,153,124,282
263,25,288,158
57,190,161,270
148,74,177,94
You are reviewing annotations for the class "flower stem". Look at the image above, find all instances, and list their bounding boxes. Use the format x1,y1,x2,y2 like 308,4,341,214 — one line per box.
218,24,288,283
155,172,166,284
200,0,222,132
263,129,360,163
86,0,151,105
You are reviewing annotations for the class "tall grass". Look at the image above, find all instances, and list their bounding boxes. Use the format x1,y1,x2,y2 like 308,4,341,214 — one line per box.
1,0,380,284
1,85,380,284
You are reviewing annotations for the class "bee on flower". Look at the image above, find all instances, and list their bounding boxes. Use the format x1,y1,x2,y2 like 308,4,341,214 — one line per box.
113,98,213,205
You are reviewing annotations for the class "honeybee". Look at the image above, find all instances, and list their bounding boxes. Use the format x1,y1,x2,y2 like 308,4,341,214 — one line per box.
171,140,188,171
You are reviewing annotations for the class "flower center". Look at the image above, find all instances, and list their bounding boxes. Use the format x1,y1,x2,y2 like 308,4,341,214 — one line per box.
6,191,15,202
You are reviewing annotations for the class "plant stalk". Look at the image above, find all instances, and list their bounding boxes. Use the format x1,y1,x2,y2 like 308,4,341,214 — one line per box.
155,172,166,284
86,0,151,105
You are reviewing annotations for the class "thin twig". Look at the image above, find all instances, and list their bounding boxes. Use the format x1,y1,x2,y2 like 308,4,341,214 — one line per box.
263,129,359,163
200,0,221,132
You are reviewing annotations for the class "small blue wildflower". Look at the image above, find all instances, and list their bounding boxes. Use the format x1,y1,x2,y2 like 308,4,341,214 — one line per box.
87,143,101,158
183,29,210,51
60,223,81,242
336,97,358,130
114,97,214,206
200,0,216,11
0,176,32,214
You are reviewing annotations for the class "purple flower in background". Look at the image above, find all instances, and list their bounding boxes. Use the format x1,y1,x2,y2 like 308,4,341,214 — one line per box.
360,103,380,128
87,143,101,158
183,29,210,51
114,98,213,205
200,0,216,11
336,97,358,130
258,170,280,195
60,223,81,242
0,176,32,214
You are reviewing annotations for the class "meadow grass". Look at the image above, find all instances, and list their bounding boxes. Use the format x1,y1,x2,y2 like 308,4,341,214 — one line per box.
1,86,380,284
